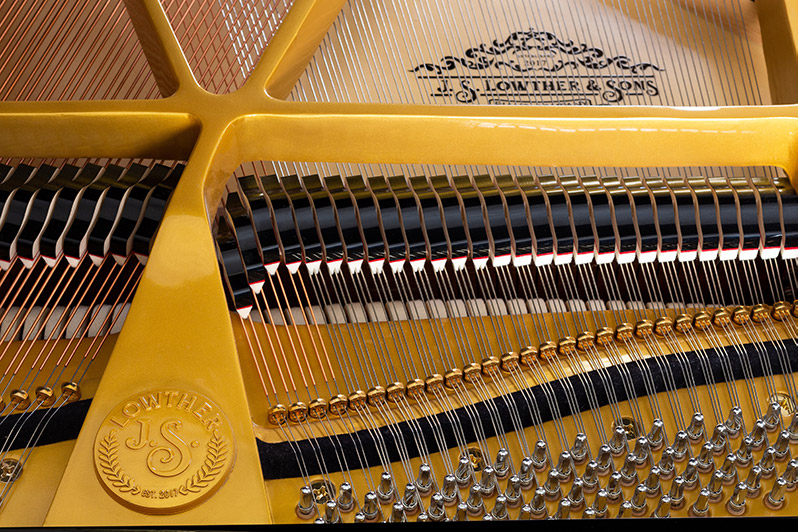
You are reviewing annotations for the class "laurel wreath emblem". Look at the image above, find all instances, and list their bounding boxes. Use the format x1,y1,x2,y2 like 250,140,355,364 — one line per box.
97,429,228,497
97,430,141,495
178,431,228,494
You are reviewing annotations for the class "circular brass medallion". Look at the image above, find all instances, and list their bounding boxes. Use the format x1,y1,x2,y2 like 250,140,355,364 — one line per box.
93,389,235,514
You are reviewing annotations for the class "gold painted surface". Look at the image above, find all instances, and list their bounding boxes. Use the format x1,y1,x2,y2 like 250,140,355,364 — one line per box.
0,0,794,525
0,441,75,527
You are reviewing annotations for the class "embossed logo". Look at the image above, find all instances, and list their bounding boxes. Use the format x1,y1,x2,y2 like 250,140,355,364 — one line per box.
93,390,235,514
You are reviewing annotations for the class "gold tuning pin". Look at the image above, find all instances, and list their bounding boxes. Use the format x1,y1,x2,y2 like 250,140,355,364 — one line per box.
60,382,81,402
9,389,30,412
35,386,56,407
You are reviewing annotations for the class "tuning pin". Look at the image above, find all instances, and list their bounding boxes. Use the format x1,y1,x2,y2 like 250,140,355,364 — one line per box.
530,487,548,518
428,493,447,522
633,437,652,467
296,485,316,519
697,442,715,473
689,487,711,517
648,419,666,450
555,451,574,480
595,444,613,474
682,458,700,490
378,472,396,503
480,466,498,496
466,484,485,516
482,513,493,521
543,469,562,501
687,412,705,441
773,430,791,461
504,475,523,508
402,483,420,515
651,494,671,518
324,500,341,524
788,412,798,442
617,500,634,518
362,491,382,522
750,419,768,449
518,457,537,490
441,474,459,505
313,517,325,524
337,482,354,513
532,440,548,470
725,406,744,437
718,453,737,484
764,477,788,510
760,446,777,478
619,453,639,486
582,507,596,519
707,470,725,502
567,478,585,509
494,448,511,479
416,512,429,523
592,488,609,518
736,435,755,466
672,430,690,461
610,425,629,455
455,455,474,488
630,484,648,515
710,424,729,455
323,500,343,524
353,512,367,523
643,466,662,496
582,460,599,493
783,459,798,491
416,463,435,495
764,402,782,432
452,501,469,522
606,472,623,501
571,433,589,464
745,465,763,497
491,494,509,520
668,476,685,509
658,447,676,479
518,504,533,520
553,498,571,520
388,501,406,523
726,482,748,515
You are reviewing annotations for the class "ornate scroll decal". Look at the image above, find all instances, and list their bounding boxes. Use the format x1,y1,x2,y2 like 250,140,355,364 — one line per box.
409,28,663,105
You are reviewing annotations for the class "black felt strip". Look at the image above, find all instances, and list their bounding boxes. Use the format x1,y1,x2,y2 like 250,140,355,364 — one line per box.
2,399,91,451
257,339,797,480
